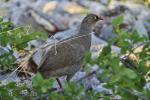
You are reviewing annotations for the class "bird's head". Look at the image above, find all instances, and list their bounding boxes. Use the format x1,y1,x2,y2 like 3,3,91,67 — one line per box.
81,14,103,25
79,14,103,34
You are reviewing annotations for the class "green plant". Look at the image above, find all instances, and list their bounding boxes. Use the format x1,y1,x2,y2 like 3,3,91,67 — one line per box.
0,81,29,100
94,15,150,99
0,17,47,70
0,15,150,100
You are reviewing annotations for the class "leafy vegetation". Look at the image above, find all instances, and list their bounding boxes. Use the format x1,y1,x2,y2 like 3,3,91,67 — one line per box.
0,17,47,70
0,15,150,100
86,15,150,99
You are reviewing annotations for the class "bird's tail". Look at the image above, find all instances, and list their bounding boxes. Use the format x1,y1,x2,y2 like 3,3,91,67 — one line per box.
17,52,37,78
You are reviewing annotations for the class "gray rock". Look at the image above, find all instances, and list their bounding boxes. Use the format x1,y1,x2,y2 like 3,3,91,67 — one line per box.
79,1,108,15
144,21,150,37
144,82,150,91
109,1,150,20
51,28,77,40
0,46,18,58
99,0,110,5
82,75,100,90
91,34,121,59
0,47,9,55
134,20,148,37
123,11,136,25
93,19,117,42
25,40,43,50
71,71,86,81
93,84,112,94
0,72,19,82
100,24,116,41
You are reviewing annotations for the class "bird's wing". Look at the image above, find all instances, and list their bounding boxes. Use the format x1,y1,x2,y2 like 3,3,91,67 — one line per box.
36,41,86,72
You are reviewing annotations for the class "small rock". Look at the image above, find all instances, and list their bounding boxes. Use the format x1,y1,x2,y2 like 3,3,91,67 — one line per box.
90,34,121,59
114,95,122,100
0,46,18,58
82,76,100,90
93,84,112,94
52,28,77,40
99,24,116,41
43,1,58,13
123,11,136,25
144,21,150,37
0,47,9,55
144,82,150,90
63,2,85,14
100,0,110,5
79,1,108,15
30,40,43,48
72,71,86,81
134,20,148,37
0,72,20,82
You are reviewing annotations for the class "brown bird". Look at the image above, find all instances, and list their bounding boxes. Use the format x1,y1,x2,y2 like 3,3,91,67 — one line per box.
19,14,103,86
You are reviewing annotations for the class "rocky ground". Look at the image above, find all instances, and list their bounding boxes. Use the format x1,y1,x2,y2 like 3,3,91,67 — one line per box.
0,0,150,96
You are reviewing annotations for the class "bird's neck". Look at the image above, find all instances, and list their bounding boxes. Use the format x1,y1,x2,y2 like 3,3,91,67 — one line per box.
75,23,92,50
78,23,93,35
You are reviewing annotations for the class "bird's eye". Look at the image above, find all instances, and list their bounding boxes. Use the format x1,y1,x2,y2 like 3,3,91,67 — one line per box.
93,16,98,20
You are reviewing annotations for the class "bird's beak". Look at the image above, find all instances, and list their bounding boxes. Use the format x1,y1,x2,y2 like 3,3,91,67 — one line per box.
98,16,104,20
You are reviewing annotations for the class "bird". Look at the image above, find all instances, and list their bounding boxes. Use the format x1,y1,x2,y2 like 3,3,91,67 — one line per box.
18,14,103,87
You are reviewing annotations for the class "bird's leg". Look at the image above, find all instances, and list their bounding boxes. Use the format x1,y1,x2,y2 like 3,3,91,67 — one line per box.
56,78,65,93
56,78,63,89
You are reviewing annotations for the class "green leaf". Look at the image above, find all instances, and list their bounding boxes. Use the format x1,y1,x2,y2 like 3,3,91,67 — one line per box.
110,75,121,84
121,68,137,79
32,73,44,87
99,44,111,58
32,73,54,94
112,15,123,27
84,51,92,64
0,18,47,70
